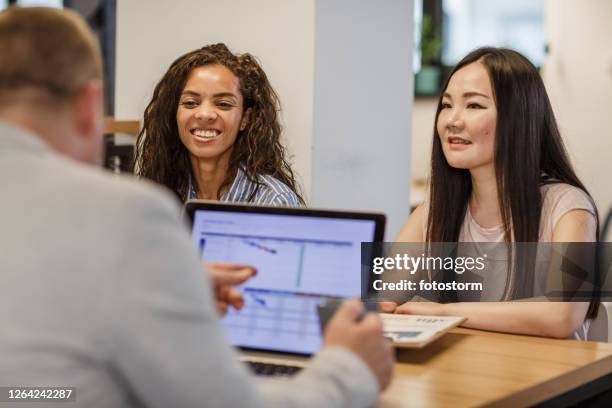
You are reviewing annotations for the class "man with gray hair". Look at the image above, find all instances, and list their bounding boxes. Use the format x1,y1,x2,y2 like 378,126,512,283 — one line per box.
0,7,393,408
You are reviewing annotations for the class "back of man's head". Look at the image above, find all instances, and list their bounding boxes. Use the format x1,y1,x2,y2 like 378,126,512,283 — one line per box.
0,7,105,164
0,7,102,104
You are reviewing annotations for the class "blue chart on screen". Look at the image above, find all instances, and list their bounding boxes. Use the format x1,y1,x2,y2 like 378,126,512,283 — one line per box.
191,210,376,354
224,288,323,354
199,232,354,294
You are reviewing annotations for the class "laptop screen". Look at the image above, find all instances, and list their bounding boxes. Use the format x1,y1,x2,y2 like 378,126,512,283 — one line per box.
187,203,384,355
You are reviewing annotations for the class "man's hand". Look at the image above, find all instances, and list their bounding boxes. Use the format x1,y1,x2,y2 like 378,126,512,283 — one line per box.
206,262,256,316
323,299,395,391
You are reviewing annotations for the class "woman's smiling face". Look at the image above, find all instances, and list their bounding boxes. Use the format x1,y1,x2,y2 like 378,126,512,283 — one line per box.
176,64,248,162
437,61,498,172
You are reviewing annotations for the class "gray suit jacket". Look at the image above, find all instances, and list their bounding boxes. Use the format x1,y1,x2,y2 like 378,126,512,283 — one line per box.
0,121,377,407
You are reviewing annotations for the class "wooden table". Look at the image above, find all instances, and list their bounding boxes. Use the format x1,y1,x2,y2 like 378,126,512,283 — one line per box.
379,328,612,407
103,118,139,135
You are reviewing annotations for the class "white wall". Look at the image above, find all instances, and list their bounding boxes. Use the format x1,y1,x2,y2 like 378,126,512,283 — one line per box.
411,97,436,185
542,0,612,220
115,0,315,198
312,0,414,239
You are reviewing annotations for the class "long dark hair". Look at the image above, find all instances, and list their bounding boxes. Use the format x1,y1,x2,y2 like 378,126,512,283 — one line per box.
133,43,303,203
427,47,599,315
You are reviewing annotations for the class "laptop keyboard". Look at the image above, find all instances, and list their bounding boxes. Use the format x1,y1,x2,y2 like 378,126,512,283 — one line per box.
246,361,303,377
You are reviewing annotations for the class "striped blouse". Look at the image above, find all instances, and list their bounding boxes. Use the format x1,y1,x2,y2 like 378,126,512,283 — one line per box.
188,166,302,207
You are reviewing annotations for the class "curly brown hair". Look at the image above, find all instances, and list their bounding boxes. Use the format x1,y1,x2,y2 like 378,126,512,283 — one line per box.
133,43,303,203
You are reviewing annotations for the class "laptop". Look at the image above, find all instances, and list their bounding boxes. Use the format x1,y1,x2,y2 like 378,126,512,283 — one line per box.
185,200,385,375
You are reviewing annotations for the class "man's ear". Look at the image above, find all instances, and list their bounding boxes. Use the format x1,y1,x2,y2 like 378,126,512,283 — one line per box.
73,79,104,164
74,79,104,141
240,108,251,131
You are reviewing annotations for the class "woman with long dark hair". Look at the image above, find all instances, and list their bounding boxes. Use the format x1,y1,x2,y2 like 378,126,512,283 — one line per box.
388,47,599,339
134,43,303,206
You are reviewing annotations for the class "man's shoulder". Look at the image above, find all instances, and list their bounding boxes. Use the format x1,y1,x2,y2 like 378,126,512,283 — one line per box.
41,154,182,222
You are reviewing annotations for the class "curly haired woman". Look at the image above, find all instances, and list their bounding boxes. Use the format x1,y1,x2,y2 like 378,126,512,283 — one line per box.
134,43,303,206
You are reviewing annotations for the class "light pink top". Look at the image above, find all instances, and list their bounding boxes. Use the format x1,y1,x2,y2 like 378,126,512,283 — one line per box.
422,183,597,340
459,183,596,242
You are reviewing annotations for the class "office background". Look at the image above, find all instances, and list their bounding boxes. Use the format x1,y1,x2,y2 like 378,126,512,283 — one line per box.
118,0,612,239
3,0,610,239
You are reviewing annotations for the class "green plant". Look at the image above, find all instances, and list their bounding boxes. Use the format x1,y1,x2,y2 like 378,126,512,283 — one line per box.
420,14,442,66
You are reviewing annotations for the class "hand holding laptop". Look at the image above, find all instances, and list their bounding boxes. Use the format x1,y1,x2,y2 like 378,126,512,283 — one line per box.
323,299,395,391
206,262,257,316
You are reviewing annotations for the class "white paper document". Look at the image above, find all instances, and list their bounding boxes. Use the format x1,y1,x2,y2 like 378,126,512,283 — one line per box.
380,313,466,348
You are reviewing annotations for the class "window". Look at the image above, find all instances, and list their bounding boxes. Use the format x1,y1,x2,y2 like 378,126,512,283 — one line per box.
16,0,62,7
414,0,545,96
442,0,545,67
